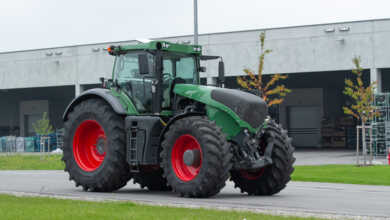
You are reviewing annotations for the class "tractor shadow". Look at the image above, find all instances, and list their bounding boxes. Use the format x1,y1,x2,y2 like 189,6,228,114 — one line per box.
112,188,282,200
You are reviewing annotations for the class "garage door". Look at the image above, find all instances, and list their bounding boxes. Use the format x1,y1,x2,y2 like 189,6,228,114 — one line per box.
287,106,321,147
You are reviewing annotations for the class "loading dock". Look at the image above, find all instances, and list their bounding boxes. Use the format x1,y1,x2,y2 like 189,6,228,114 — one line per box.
225,69,370,148
0,86,74,136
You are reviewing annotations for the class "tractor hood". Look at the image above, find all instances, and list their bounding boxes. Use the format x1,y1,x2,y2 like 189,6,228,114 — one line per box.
173,84,268,131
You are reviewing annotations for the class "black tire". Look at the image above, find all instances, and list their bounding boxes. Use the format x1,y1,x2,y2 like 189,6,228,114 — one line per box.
231,120,295,195
132,168,171,191
62,98,131,192
160,116,232,198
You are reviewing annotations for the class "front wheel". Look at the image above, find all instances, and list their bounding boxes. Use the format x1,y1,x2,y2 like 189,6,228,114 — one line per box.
62,99,131,192
231,121,295,195
160,116,232,198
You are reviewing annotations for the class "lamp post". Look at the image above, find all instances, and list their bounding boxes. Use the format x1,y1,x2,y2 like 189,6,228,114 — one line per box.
194,0,198,45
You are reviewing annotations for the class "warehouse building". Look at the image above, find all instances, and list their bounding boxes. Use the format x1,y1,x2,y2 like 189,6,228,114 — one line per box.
1,18,390,148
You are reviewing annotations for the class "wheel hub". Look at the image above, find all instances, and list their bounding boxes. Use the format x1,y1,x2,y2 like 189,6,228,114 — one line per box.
96,137,106,155
183,149,201,166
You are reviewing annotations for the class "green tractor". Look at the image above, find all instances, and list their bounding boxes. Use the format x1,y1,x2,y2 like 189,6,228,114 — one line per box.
62,41,295,198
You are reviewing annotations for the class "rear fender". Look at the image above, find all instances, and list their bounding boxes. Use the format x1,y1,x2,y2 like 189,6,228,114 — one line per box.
63,88,137,120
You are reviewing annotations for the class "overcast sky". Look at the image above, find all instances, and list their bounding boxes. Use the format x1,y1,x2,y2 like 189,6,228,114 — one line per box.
1,0,389,52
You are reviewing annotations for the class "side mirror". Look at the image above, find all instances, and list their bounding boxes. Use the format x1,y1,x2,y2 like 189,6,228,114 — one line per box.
218,60,225,87
99,77,106,88
138,54,149,74
199,66,207,72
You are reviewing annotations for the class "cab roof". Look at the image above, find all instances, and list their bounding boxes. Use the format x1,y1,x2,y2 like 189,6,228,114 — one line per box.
108,40,202,56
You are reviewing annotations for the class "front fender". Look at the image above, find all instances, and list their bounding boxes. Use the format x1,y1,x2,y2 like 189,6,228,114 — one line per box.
63,88,137,120
206,105,242,139
159,112,204,143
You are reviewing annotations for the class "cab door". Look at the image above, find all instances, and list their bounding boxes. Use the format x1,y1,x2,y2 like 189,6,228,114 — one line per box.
114,52,156,114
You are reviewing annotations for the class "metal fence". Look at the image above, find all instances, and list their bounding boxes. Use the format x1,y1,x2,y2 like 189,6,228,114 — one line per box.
371,93,390,156
0,129,64,153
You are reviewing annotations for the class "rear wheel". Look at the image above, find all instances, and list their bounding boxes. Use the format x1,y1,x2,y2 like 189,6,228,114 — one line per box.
62,99,131,192
160,116,232,198
231,120,295,195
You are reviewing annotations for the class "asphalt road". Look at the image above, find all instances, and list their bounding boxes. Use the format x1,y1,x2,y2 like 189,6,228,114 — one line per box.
0,171,389,219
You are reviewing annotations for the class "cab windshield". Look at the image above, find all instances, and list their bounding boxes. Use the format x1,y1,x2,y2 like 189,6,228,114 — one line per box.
162,52,199,84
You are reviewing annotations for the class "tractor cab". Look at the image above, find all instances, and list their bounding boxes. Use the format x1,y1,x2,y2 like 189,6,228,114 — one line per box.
107,41,210,115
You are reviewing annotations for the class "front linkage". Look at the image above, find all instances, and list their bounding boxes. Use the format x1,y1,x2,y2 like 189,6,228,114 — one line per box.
230,118,295,195
231,117,274,171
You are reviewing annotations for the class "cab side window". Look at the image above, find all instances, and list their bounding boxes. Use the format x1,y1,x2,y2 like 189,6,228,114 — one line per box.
113,52,155,113
176,57,196,83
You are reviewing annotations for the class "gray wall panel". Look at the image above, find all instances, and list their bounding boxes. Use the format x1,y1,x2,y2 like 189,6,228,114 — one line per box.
1,19,390,89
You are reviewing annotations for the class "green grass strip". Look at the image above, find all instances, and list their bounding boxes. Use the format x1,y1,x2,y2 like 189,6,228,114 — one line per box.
0,194,325,220
0,154,64,170
292,165,390,186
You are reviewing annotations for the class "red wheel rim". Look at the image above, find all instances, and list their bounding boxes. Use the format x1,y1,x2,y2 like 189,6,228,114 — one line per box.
73,120,107,172
171,134,202,182
240,168,265,180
